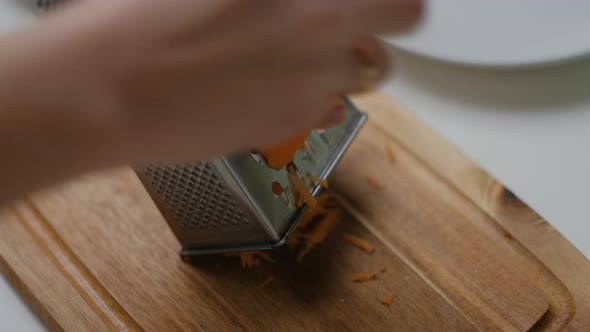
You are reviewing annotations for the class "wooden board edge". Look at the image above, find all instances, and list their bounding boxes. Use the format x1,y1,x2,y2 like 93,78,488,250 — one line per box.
10,202,144,332
0,240,63,332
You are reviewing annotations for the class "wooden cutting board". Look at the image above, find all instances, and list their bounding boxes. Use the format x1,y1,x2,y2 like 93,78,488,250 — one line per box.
0,93,587,331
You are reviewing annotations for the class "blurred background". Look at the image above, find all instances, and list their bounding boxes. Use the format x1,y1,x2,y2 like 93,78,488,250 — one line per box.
0,0,588,331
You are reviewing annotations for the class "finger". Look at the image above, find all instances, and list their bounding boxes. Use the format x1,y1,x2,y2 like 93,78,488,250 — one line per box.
296,38,390,128
317,97,348,129
304,0,424,39
312,37,392,94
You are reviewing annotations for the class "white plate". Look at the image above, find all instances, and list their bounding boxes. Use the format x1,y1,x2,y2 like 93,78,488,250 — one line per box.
0,0,37,34
384,0,590,67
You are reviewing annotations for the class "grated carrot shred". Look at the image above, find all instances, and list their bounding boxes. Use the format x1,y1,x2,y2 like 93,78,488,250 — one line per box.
288,165,317,210
306,172,329,188
316,192,333,207
381,293,395,306
343,233,376,254
363,174,382,190
352,271,377,282
384,142,396,163
256,251,275,264
224,251,274,269
271,181,284,196
258,276,274,290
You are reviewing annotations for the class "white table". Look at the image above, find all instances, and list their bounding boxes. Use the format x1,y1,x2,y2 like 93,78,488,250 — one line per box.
0,2,588,331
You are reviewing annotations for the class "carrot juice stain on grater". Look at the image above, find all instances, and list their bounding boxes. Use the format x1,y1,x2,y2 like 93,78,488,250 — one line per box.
136,99,366,257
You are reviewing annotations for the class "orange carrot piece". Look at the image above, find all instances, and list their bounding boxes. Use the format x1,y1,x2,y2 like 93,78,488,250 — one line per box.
306,172,329,188
363,174,382,190
298,206,328,229
271,181,284,196
288,166,317,209
255,251,275,264
225,251,274,269
258,276,274,290
343,233,376,254
260,131,310,170
381,293,395,306
240,252,257,269
352,271,377,282
384,142,396,163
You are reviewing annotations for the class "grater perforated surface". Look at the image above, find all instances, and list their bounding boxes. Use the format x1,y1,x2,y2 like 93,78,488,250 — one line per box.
143,163,251,231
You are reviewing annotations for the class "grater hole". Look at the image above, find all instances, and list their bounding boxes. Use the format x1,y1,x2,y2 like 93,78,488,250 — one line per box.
141,162,252,231
249,150,267,167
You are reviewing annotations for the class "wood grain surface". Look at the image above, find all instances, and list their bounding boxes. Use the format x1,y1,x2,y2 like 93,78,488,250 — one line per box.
349,94,589,331
0,93,585,331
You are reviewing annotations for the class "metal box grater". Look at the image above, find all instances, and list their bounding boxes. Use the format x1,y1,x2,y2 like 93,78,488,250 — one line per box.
135,99,366,257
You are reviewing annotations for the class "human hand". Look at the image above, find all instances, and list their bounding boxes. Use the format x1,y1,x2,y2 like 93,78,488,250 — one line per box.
31,0,423,163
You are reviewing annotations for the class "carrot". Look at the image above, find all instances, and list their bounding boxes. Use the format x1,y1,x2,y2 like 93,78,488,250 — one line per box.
259,131,310,170
363,174,382,190
343,233,376,254
306,172,329,188
225,251,274,269
287,229,303,248
271,181,284,196
381,293,395,306
352,271,377,282
316,192,334,207
384,141,396,163
287,165,317,210
255,251,275,264
298,205,328,229
258,276,274,290
297,211,340,261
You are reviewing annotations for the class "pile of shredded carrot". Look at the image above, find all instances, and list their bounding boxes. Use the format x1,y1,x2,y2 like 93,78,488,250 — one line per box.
297,209,341,261
284,190,342,260
222,139,403,306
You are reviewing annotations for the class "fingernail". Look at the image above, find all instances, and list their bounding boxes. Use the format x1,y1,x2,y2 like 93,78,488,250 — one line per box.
353,44,383,90
359,63,381,90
